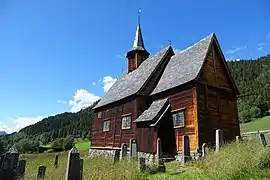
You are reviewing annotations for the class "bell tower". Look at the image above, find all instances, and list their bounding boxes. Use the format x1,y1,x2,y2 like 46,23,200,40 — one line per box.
126,9,150,73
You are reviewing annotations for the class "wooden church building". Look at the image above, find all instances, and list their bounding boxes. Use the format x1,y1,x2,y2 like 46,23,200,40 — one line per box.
91,18,240,156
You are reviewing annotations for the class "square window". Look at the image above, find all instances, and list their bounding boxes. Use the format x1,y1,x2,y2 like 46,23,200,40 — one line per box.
122,115,131,129
103,120,110,132
172,110,185,127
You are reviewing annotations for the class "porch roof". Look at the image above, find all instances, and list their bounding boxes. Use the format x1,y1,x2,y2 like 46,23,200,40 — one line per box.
133,98,169,123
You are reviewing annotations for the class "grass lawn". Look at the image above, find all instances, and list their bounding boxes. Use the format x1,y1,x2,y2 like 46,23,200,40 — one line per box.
240,116,270,133
74,139,91,151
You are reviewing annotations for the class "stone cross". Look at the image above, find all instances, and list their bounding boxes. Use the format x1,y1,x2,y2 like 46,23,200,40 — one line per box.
16,159,26,180
54,153,59,168
215,129,224,152
259,133,267,148
37,165,46,180
65,147,81,180
129,139,138,160
120,143,128,161
182,135,190,165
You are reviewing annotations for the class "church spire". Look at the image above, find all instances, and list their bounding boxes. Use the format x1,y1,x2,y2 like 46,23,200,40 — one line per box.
126,9,150,73
132,9,146,51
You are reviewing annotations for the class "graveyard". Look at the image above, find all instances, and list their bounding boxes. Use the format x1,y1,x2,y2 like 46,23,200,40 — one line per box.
0,130,269,180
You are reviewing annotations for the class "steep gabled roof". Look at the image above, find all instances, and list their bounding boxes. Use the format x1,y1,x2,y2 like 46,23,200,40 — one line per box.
133,98,169,123
93,47,171,109
151,33,214,95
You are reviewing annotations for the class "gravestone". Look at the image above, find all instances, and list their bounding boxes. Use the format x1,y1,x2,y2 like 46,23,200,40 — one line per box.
236,136,241,143
80,158,83,180
129,139,138,160
202,143,208,157
0,145,19,180
16,159,26,180
215,129,224,152
54,153,59,168
259,133,267,148
113,150,120,164
120,143,128,161
156,138,162,165
138,158,146,172
37,165,46,180
182,135,190,165
65,147,81,180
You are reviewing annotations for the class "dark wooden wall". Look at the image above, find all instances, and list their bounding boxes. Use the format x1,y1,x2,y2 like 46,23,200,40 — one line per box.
91,100,137,148
136,122,157,153
196,41,240,148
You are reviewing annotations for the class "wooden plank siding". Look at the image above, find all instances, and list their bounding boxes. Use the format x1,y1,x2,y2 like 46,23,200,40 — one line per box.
196,41,240,148
91,100,137,148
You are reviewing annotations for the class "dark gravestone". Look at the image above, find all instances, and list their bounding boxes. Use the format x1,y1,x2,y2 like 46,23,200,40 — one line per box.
120,143,128,161
54,153,59,168
138,158,146,172
129,139,138,160
37,165,46,180
0,145,19,180
80,158,83,180
259,133,267,148
113,150,120,164
182,135,190,165
16,159,26,180
65,147,81,180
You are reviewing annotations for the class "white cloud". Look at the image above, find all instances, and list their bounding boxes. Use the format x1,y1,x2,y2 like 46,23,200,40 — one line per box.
257,42,266,51
0,116,43,133
69,89,100,113
57,100,68,104
103,76,117,92
226,46,247,55
92,82,96,86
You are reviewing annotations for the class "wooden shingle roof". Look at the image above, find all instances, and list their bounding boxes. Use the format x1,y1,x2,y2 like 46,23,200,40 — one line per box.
151,33,214,95
93,47,171,109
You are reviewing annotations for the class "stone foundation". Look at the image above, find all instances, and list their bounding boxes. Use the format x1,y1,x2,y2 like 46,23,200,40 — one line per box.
88,148,157,165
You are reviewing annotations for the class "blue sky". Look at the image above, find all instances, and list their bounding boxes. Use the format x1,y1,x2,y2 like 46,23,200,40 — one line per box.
0,0,269,133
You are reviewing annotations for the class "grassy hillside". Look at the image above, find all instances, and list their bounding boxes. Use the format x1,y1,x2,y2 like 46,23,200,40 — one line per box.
240,116,270,133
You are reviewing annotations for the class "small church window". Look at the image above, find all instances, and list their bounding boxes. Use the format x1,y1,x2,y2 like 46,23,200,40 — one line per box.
103,119,110,132
122,115,132,129
172,110,185,127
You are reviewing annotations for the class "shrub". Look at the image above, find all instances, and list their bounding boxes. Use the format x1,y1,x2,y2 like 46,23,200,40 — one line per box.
62,135,74,150
51,138,64,149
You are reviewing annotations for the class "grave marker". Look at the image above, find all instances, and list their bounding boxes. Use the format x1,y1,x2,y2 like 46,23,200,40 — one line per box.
182,135,190,164
130,139,138,160
120,143,128,161
215,129,224,152
65,147,81,180
259,133,267,148
37,165,46,180
16,159,26,180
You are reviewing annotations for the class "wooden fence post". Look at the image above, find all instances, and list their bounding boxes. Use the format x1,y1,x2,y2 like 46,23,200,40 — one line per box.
37,165,46,180
65,147,81,180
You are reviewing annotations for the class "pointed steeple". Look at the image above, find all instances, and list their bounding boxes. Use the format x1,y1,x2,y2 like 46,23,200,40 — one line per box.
126,9,150,73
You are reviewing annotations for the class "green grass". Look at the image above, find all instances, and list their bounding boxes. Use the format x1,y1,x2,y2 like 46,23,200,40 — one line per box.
74,139,91,151
240,116,270,132
20,136,270,180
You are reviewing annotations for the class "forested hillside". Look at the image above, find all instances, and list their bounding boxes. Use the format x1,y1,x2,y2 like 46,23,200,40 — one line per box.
1,54,270,153
227,54,270,123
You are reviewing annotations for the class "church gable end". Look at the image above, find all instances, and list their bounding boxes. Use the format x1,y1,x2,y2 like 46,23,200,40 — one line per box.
198,37,238,93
